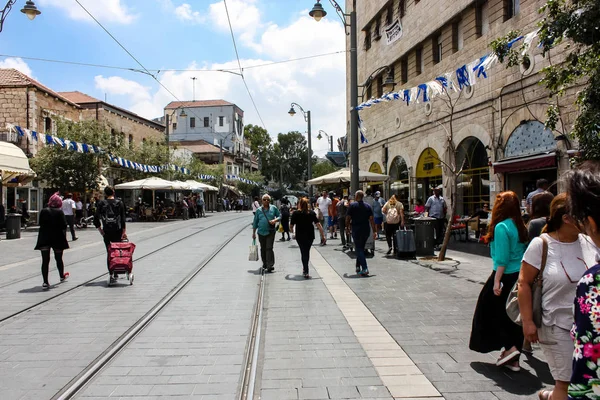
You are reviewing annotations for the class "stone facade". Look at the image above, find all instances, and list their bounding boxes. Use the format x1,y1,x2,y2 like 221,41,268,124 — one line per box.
348,0,578,214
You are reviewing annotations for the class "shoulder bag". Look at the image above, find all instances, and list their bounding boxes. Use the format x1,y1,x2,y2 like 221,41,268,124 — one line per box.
261,206,279,233
506,236,548,327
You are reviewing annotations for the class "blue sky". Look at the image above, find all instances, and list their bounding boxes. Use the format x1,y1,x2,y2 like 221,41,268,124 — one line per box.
0,0,346,155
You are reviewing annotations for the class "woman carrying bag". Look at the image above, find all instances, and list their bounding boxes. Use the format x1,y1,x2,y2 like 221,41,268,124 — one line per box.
520,194,599,400
290,197,326,279
35,193,70,289
252,194,280,272
469,191,528,372
382,195,405,255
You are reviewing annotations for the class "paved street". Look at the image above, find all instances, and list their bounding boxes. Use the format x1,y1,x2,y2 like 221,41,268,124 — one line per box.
0,219,553,399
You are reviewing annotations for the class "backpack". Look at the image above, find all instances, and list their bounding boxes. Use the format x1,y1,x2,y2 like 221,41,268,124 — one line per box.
101,200,122,232
386,204,400,224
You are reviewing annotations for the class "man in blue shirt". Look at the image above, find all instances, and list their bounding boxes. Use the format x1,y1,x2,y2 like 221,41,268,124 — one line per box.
372,191,385,239
252,194,281,272
425,188,447,250
346,190,377,276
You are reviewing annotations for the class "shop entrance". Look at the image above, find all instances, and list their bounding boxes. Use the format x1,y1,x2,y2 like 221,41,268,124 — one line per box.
455,137,490,216
367,162,384,196
389,156,409,210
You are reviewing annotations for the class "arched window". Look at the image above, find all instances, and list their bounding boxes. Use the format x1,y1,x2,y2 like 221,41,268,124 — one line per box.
389,156,409,209
456,137,490,216
504,121,556,158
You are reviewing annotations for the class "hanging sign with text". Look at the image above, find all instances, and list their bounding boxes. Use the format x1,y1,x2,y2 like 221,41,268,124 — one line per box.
385,20,403,45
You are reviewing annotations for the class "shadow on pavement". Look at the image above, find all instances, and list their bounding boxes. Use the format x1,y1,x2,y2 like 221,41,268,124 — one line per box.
470,361,547,395
342,273,376,279
522,353,555,385
284,274,322,281
247,269,263,276
19,286,49,293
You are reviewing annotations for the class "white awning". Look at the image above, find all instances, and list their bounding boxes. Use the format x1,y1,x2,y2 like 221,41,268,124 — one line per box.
0,141,36,186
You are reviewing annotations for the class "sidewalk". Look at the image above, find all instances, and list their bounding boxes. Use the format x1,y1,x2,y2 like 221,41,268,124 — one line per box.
313,237,552,400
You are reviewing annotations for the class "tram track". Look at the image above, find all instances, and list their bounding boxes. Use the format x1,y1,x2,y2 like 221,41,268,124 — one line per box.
0,215,249,324
50,221,266,400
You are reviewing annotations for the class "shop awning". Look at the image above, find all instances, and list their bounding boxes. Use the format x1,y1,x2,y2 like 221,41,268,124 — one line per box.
492,152,556,174
0,141,36,186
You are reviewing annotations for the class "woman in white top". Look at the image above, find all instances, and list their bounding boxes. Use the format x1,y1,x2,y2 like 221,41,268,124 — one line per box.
382,195,405,255
252,196,260,215
518,193,599,400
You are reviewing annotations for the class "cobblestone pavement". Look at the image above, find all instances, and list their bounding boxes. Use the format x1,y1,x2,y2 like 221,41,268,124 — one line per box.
314,237,553,400
0,222,555,400
0,213,251,400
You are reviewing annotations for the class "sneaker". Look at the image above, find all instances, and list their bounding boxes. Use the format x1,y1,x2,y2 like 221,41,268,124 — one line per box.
109,277,117,284
287,237,291,241
72,237,78,241
42,282,50,290
355,265,361,274
279,238,286,242
386,248,393,255
360,269,369,276
303,273,311,279
267,267,274,272
60,272,70,282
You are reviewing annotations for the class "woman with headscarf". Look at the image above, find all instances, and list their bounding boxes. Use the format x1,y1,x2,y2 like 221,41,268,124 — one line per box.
469,191,529,372
34,193,70,289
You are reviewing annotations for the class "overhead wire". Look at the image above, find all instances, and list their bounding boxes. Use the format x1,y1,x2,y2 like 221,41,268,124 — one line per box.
223,0,266,129
0,50,345,74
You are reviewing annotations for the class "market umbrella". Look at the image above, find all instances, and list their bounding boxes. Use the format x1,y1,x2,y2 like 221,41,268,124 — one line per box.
307,168,389,185
115,177,178,209
186,180,218,192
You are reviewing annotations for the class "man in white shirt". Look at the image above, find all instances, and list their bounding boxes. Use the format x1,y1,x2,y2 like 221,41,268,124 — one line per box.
317,191,332,243
62,193,78,241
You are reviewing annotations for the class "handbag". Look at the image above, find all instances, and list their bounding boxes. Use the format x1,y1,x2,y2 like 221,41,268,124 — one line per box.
248,239,259,261
506,236,548,327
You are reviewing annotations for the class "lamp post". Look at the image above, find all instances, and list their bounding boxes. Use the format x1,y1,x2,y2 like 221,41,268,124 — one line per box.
359,66,396,101
0,0,40,32
288,102,312,198
164,107,188,179
317,130,334,152
310,0,358,194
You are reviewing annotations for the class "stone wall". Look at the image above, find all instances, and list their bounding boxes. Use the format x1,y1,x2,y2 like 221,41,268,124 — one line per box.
347,0,579,208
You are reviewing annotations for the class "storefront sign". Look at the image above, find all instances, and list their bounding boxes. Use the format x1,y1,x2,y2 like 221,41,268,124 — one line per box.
369,162,384,185
416,148,442,178
385,19,403,45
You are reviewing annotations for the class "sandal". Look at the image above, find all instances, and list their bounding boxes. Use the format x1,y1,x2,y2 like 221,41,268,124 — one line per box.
496,349,520,366
538,389,551,400
504,360,521,372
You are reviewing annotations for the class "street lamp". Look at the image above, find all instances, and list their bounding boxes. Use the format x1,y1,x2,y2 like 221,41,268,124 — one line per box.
360,66,396,100
288,102,313,197
317,130,334,152
0,0,40,32
310,0,359,194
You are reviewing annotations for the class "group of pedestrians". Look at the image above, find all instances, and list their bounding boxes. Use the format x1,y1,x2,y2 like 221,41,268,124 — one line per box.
35,186,127,288
252,190,379,278
469,162,600,400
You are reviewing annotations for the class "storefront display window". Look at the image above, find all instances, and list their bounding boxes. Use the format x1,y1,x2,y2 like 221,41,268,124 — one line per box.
456,137,490,216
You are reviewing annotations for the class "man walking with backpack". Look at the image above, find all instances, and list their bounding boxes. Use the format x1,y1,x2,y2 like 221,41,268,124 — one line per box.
94,186,127,283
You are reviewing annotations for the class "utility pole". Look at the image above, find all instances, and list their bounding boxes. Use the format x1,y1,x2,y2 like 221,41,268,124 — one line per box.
191,77,197,101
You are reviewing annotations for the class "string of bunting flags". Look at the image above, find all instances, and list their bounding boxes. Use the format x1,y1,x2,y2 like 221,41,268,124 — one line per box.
355,29,540,144
7,124,216,182
225,174,260,186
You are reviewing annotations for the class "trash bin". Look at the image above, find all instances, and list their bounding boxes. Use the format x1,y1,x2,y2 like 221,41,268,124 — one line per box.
6,213,22,240
414,216,436,256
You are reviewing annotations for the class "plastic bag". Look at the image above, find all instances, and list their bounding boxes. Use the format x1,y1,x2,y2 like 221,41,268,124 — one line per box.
249,239,259,261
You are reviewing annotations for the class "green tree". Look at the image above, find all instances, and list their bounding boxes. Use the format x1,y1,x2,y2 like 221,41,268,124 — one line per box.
312,160,339,178
273,131,309,188
244,124,274,174
30,120,112,192
490,0,600,160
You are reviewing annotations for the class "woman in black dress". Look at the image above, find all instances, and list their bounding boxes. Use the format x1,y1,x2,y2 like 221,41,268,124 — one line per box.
35,193,70,289
290,197,325,279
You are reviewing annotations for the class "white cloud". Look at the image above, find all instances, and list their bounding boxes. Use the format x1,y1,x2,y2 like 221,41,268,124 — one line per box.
0,57,33,77
174,3,203,23
96,5,346,157
94,75,152,105
38,0,137,24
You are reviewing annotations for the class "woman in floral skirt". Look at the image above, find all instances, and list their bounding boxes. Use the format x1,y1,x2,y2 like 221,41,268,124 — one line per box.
567,162,600,399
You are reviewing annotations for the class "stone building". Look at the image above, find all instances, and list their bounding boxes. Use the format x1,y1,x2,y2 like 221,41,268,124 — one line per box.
59,91,165,148
349,0,577,216
163,100,257,176
0,68,82,218
0,70,166,219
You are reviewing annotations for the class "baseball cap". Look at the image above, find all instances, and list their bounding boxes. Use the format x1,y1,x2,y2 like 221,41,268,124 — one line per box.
375,191,381,196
